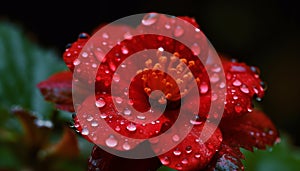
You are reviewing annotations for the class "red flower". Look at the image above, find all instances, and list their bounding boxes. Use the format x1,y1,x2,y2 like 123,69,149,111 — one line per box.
38,13,279,171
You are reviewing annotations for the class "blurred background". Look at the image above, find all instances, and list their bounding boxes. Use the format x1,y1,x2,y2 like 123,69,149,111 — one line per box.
0,0,299,170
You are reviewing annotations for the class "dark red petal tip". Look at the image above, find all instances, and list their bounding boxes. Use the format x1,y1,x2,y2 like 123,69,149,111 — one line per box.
220,109,279,151
37,71,74,112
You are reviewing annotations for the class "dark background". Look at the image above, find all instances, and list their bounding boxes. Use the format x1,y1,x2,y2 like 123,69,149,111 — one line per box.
1,0,299,145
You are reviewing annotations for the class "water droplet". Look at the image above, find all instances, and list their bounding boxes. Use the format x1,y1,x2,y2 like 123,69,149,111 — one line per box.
81,128,89,135
86,115,94,122
194,153,201,158
191,43,200,55
123,108,132,116
173,26,184,37
158,47,164,52
268,130,274,135
176,164,183,170
161,156,170,165
123,32,133,39
105,135,118,148
100,113,107,119
95,98,106,108
200,82,209,94
260,81,267,91
233,95,238,100
115,97,123,104
181,158,188,164
211,93,218,101
165,23,171,29
173,149,181,156
234,105,243,113
121,46,129,54
122,142,131,150
185,146,192,153
81,52,88,58
230,65,246,72
73,59,81,66
256,97,262,102
78,33,89,39
249,131,254,136
115,126,121,131
240,85,249,94
137,115,146,120
121,63,126,68
91,121,99,127
232,79,242,86
113,73,120,83
102,33,109,39
142,13,158,26
189,120,202,125
219,82,226,88
210,73,220,83
126,123,137,132
172,134,180,142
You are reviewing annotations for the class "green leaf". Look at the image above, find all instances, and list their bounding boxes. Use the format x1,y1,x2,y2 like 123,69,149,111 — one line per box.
0,22,66,119
242,133,300,171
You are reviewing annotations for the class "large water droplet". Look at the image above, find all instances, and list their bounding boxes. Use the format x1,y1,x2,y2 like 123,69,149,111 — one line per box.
181,158,188,165
232,79,242,86
240,85,249,94
161,156,170,165
126,123,137,132
191,43,200,55
81,128,89,135
121,46,129,54
172,134,180,142
95,98,106,108
142,13,158,26
173,149,182,156
173,26,184,37
73,59,81,66
91,121,99,127
123,108,132,116
185,146,192,153
200,82,209,94
105,135,118,148
122,142,131,150
86,115,94,122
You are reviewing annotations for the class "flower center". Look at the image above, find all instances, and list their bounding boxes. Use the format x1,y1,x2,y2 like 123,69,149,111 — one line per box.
138,50,200,104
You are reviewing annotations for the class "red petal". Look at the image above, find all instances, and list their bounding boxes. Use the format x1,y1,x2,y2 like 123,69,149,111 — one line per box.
37,71,74,112
205,140,245,171
178,16,200,28
222,57,265,117
88,145,161,171
153,122,222,171
220,109,279,151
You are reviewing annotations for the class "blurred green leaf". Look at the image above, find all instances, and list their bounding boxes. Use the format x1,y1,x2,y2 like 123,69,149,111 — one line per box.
242,133,300,171
0,22,66,119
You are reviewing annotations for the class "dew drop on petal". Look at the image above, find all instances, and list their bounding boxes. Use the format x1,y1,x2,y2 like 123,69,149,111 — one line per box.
165,23,171,29
194,153,201,159
234,105,243,113
161,156,170,165
115,97,123,104
142,13,158,26
122,142,131,150
95,98,106,108
123,32,133,40
121,46,129,54
173,149,182,156
172,134,180,142
181,158,188,165
102,32,109,39
73,59,81,66
219,82,226,89
173,26,184,37
191,43,200,55
176,164,183,170
113,73,120,82
86,115,94,122
115,126,121,131
81,128,89,136
91,121,99,127
81,52,88,58
136,115,146,120
200,82,209,94
240,85,250,94
126,123,137,132
189,120,202,125
105,135,118,148
185,146,192,154
232,79,242,86
123,108,132,116
100,113,107,119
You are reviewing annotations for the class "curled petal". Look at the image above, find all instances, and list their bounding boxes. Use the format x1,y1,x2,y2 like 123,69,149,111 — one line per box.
37,71,74,112
220,109,279,151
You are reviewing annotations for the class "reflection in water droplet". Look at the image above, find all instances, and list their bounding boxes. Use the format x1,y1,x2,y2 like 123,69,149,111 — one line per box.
191,43,200,55
81,128,89,135
122,142,131,150
161,156,170,165
95,98,106,108
173,26,184,37
172,134,180,142
86,115,94,122
232,79,242,86
91,121,99,127
173,149,181,156
123,108,132,116
194,153,201,159
126,123,137,132
142,13,158,26
185,146,192,153
105,135,118,148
